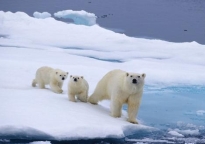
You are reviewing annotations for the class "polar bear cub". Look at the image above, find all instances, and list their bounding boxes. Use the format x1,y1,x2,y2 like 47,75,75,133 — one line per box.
68,75,89,102
88,69,146,124
32,66,68,93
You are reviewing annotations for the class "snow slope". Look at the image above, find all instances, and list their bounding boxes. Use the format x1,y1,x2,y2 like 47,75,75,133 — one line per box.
0,11,205,141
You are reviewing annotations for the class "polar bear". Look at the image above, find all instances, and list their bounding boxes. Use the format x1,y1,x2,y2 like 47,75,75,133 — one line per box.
32,66,68,93
68,75,89,102
88,69,146,124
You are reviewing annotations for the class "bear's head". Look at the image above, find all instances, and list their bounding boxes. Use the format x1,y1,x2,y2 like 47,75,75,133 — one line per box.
55,70,68,82
125,72,146,94
69,75,84,84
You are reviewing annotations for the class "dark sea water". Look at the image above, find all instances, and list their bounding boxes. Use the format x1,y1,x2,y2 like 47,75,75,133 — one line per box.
0,0,205,44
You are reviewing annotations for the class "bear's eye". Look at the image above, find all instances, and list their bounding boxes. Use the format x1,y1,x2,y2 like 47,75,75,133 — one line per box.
60,75,62,76
138,76,140,78
130,75,132,77
78,78,79,79
64,75,66,76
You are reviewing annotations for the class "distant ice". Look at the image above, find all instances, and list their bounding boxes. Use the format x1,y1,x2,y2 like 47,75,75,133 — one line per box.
54,10,96,26
33,12,51,19
196,110,205,116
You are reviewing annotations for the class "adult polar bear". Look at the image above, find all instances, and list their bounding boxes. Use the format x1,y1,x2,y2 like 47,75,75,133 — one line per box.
32,66,68,93
88,69,146,124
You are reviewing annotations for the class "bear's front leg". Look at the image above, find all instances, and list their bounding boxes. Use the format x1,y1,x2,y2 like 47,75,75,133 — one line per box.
68,93,76,102
77,91,87,102
110,97,122,118
58,82,63,89
50,82,63,93
127,96,141,124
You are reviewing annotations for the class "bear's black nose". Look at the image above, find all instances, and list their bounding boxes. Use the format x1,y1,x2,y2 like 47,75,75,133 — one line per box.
62,77,65,80
132,79,137,84
74,78,77,82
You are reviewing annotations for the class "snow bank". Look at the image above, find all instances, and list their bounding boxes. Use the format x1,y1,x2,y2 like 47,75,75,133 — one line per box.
33,12,51,19
54,10,96,26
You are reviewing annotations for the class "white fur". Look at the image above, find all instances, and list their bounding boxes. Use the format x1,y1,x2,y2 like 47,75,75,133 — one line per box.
88,69,146,124
32,66,68,93
68,75,89,102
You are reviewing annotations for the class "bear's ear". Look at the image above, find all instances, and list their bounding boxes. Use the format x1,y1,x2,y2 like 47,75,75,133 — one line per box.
142,73,146,78
126,73,129,76
56,72,58,74
81,76,84,79
70,75,72,78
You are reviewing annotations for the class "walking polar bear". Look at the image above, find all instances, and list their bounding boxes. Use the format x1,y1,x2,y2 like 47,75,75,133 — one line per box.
32,66,68,93
88,69,146,124
68,75,89,102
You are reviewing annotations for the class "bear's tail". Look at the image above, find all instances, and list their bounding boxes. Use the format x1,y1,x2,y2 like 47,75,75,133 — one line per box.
32,79,37,87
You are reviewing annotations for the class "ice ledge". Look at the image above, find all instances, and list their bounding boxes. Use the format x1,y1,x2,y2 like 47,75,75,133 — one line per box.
0,89,152,141
0,125,152,141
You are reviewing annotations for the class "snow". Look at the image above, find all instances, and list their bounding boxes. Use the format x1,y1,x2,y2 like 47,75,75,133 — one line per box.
54,10,97,26
0,11,205,141
33,12,51,19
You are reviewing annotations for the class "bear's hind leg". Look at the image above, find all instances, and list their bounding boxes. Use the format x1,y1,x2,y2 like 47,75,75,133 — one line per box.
38,80,45,89
50,82,63,93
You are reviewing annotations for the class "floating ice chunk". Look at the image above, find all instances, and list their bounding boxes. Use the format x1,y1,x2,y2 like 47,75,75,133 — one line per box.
33,12,51,19
168,130,184,137
173,129,200,136
54,10,97,26
196,110,205,116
